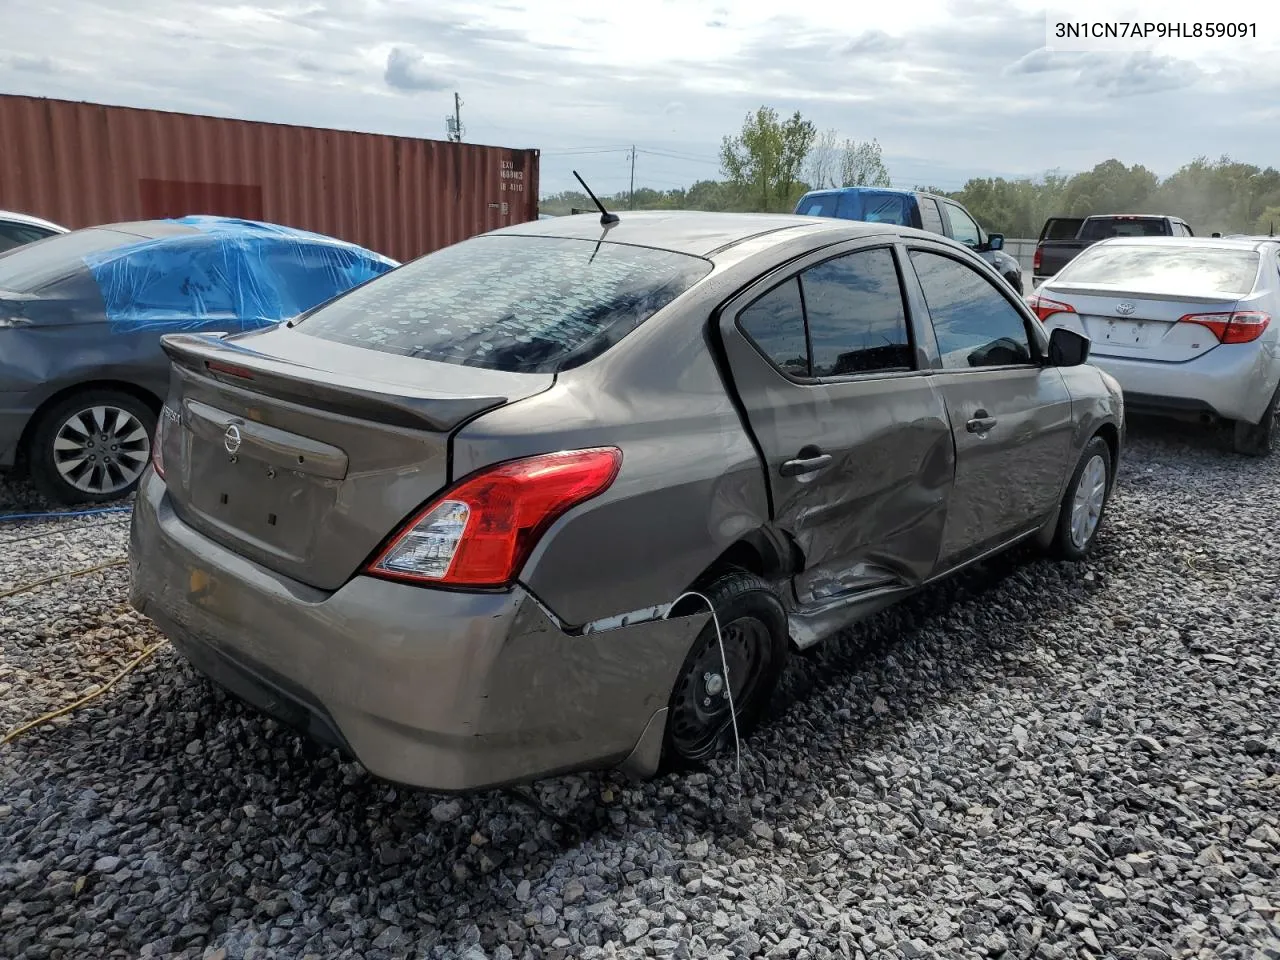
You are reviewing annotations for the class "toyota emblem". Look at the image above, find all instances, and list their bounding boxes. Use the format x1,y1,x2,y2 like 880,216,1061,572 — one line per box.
224,423,243,455
1115,301,1136,316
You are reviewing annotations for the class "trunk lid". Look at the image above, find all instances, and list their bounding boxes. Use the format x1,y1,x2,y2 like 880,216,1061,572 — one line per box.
157,327,553,590
1039,286,1259,362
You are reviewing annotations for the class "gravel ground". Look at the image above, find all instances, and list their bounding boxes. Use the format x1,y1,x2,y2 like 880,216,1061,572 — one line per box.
2,420,1279,960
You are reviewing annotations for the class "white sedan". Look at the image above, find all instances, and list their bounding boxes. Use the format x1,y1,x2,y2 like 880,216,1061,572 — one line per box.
1027,236,1280,456
0,209,69,253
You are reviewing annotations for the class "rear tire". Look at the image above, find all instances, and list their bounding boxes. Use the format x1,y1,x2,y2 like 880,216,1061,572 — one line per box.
27,388,157,505
660,572,789,772
1050,435,1113,561
1232,384,1280,457
1006,271,1023,295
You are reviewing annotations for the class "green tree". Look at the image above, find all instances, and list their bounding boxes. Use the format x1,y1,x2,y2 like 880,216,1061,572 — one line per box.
720,106,817,212
838,138,891,188
1058,159,1158,217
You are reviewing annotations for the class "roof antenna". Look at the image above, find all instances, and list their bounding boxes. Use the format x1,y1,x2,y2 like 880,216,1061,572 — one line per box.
573,170,619,227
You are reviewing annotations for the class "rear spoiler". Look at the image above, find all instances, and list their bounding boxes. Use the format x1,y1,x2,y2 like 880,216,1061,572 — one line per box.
160,333,509,432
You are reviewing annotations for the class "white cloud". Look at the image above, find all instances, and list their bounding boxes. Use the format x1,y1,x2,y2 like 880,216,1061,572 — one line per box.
1,0,1278,197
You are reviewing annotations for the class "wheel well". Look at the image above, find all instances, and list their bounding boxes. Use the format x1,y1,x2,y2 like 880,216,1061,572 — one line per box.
1094,422,1120,471
667,533,787,619
16,380,163,466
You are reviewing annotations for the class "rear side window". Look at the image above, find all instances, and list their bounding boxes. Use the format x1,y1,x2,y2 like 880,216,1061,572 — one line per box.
801,248,912,376
918,197,945,234
295,235,713,374
1056,244,1261,297
1079,217,1171,240
738,278,809,378
797,194,838,217
910,250,1033,369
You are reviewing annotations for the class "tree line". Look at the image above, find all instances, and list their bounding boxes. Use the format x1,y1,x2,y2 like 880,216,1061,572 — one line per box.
539,106,1280,238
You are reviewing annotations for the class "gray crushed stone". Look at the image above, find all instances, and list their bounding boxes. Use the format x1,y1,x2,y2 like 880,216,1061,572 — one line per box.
2,420,1278,960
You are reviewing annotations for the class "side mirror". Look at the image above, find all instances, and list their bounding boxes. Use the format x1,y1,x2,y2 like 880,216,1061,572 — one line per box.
1048,326,1091,367
987,233,1005,251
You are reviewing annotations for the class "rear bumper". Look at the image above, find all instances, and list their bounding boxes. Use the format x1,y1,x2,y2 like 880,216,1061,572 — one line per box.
128,470,704,792
1090,344,1280,425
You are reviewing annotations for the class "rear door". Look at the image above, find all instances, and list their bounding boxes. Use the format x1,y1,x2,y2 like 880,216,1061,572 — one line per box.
902,243,1074,567
718,240,955,607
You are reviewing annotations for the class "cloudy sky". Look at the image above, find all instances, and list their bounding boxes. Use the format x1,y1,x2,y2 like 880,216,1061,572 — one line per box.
2,0,1278,197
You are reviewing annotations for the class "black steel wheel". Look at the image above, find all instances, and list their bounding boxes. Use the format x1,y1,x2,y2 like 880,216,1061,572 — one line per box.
662,572,789,769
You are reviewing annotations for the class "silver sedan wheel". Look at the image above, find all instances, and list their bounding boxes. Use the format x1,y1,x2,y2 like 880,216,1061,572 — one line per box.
53,405,152,495
1069,453,1108,549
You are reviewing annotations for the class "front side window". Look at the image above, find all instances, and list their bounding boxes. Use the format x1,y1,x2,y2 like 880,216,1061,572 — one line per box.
296,235,712,374
910,250,1033,369
800,247,912,377
943,204,981,248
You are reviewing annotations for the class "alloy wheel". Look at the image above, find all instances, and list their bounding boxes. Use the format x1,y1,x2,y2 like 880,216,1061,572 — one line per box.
53,405,152,496
1069,453,1107,549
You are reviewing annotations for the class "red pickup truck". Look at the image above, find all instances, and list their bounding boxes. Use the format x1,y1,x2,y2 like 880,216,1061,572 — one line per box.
1032,214,1194,286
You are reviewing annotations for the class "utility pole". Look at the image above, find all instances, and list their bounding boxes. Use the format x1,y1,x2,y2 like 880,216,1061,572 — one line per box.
445,92,464,142
629,145,636,210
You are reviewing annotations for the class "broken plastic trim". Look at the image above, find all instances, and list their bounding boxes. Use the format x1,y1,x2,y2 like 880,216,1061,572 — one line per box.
522,593,703,638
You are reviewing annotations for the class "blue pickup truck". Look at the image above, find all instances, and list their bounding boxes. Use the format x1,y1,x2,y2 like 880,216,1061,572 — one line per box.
794,187,1025,294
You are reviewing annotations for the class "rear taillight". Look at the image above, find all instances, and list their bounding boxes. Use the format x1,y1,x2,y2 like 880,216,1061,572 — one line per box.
1178,310,1271,344
151,409,170,479
366,447,623,589
1033,247,1043,272
1026,293,1076,323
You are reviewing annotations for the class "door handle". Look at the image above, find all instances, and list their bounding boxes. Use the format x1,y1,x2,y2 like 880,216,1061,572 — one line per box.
780,453,833,477
966,414,998,434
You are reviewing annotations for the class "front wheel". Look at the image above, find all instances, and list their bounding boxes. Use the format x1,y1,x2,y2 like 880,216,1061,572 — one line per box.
1232,384,1280,457
1050,435,1113,561
661,572,789,771
27,389,157,505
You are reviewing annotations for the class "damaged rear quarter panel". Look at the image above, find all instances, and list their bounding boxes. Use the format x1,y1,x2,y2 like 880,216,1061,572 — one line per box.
450,269,772,629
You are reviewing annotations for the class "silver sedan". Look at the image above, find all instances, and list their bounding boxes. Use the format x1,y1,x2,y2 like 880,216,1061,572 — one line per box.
1028,236,1280,455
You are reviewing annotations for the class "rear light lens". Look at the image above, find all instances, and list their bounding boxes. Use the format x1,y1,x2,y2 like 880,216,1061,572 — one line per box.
1033,247,1043,271
1026,293,1076,323
366,447,623,589
151,409,170,479
1178,310,1271,344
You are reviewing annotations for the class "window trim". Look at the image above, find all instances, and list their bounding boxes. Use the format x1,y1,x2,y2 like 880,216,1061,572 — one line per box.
902,242,1048,373
731,241,922,386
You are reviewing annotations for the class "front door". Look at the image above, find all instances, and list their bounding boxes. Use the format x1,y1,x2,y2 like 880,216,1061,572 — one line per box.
903,245,1075,568
718,241,956,609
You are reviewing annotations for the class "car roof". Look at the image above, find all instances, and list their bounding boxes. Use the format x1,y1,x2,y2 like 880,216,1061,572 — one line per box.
0,209,69,233
800,186,917,199
495,209,898,257
1085,213,1181,220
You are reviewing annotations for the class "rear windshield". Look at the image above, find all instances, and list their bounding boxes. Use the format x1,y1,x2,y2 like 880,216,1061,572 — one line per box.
0,229,142,293
1079,217,1170,241
1041,218,1083,241
294,235,712,373
1055,244,1261,297
796,194,838,217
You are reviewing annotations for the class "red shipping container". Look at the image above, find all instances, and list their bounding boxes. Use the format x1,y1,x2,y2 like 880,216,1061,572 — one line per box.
0,95,540,263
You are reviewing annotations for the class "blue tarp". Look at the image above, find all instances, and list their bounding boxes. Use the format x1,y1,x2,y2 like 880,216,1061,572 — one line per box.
81,216,399,334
